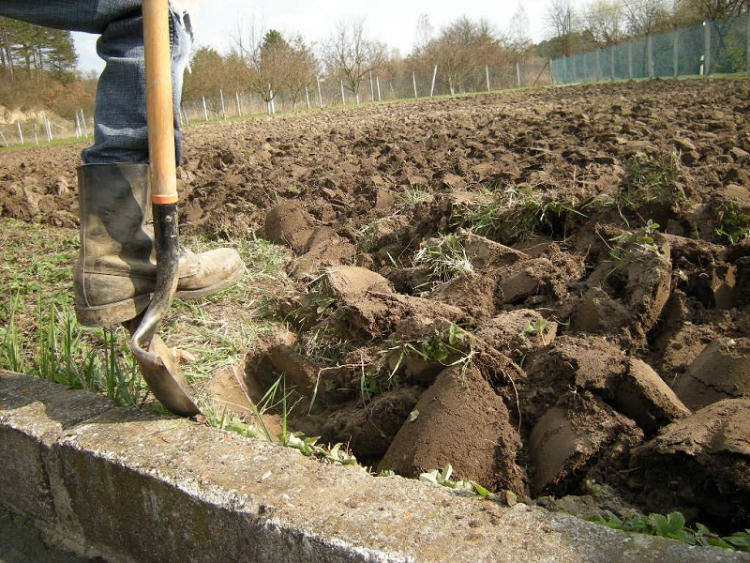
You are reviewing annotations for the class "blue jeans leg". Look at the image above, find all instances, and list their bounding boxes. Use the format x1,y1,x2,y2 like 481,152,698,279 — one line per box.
0,1,192,164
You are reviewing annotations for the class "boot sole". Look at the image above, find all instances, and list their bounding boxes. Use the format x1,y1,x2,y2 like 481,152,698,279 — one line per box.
76,264,246,328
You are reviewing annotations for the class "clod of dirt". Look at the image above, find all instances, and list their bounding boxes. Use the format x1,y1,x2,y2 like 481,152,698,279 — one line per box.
378,365,526,495
474,309,557,359
593,233,672,338
459,230,530,269
325,273,465,339
264,200,315,253
523,336,687,438
292,387,423,460
289,226,358,279
614,359,691,434
529,393,642,495
428,274,497,320
522,336,628,422
569,287,633,336
630,398,750,532
326,266,395,299
246,341,319,400
672,338,750,410
650,297,721,380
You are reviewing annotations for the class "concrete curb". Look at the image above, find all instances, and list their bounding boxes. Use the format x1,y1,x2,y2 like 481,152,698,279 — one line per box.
1,371,747,563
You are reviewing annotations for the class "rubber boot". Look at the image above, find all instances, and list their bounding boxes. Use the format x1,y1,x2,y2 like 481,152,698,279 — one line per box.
74,163,245,327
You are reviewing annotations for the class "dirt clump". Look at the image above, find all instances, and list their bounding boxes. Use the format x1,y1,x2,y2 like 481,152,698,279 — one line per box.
3,77,750,533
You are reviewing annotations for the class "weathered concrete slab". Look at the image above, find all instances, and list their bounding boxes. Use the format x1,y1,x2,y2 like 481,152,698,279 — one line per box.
1,370,748,563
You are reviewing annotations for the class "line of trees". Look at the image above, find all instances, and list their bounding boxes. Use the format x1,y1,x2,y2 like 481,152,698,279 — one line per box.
184,8,539,109
540,0,749,58
0,17,77,78
0,17,95,122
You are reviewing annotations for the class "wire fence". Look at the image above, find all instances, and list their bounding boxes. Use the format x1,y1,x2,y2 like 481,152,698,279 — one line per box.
1,58,549,148
179,58,552,122
0,109,92,149
551,12,750,84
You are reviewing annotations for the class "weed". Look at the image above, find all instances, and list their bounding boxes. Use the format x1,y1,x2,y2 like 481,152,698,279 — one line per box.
0,295,24,372
0,296,146,407
617,152,684,225
358,220,381,253
520,318,549,338
398,186,434,206
451,187,504,237
386,324,476,386
413,233,474,282
714,201,750,244
420,465,494,498
587,511,750,552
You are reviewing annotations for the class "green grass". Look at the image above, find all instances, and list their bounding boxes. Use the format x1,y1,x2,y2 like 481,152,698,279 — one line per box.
587,511,750,552
0,219,288,412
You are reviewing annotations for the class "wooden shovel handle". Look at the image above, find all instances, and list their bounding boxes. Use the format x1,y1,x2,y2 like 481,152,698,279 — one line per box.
143,0,177,204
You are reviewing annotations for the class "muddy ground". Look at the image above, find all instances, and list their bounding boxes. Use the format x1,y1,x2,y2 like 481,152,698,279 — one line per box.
2,77,750,534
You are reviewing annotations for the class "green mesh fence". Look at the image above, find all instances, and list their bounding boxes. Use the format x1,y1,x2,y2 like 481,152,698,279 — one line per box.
551,12,750,84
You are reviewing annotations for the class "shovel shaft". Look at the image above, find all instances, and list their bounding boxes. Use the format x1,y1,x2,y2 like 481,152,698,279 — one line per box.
143,0,177,204
130,0,200,417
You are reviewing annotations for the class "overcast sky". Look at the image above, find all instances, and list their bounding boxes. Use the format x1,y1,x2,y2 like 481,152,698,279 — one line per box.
73,0,554,74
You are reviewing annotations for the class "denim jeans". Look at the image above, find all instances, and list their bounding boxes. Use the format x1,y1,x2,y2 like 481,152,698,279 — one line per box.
0,1,193,164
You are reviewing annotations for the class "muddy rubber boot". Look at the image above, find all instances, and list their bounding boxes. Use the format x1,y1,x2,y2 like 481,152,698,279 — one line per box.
74,163,245,327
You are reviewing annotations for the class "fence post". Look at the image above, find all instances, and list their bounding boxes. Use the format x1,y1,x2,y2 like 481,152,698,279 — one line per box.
517,61,522,88
746,12,750,73
647,33,654,78
340,81,346,105
16,121,23,145
369,70,375,103
430,64,438,97
486,65,491,92
0,131,7,147
628,39,633,80
44,117,52,143
703,19,712,76
317,76,324,108
79,108,88,138
305,86,311,110
202,96,208,121
235,92,242,117
583,52,588,81
610,46,615,81
673,26,679,78
412,72,418,98
220,89,227,120
376,77,382,101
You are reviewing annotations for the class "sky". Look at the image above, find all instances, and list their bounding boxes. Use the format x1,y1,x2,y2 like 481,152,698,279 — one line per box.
73,0,553,74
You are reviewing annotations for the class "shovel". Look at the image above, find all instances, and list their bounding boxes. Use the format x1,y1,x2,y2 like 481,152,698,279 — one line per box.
128,0,200,417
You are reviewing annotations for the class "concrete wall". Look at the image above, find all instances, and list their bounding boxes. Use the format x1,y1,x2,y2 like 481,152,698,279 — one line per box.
1,370,747,563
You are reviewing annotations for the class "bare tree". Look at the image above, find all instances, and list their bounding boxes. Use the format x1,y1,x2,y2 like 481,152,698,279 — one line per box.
547,0,580,55
414,13,434,54
420,17,506,95
505,3,534,55
281,35,318,110
623,0,673,35
322,17,387,104
675,0,749,22
584,0,626,47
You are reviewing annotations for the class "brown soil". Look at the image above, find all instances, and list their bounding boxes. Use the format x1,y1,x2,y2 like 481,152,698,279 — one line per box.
3,77,750,533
